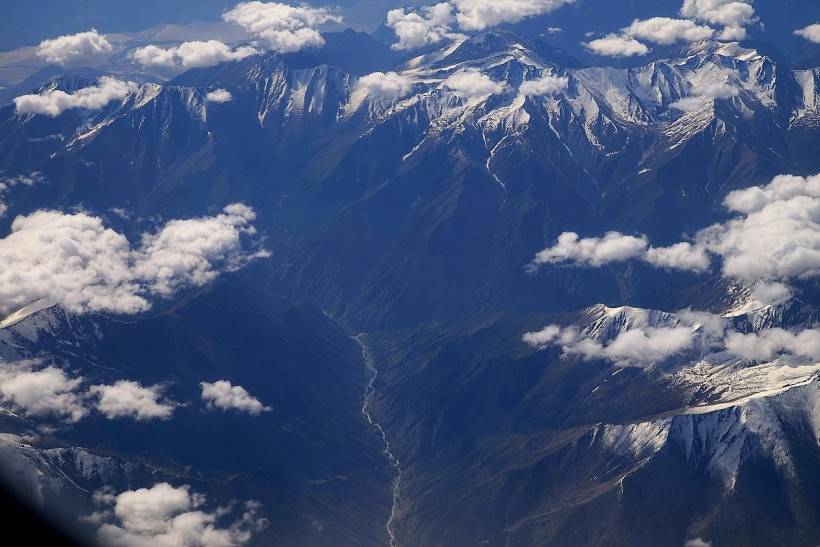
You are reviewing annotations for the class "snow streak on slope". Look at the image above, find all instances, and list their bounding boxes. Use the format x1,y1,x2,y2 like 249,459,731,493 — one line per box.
356,334,402,547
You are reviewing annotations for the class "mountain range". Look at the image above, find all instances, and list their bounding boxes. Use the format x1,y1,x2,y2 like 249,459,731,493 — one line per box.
2,23,820,547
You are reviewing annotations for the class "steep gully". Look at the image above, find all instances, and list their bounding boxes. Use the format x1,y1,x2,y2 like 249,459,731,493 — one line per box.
355,334,402,547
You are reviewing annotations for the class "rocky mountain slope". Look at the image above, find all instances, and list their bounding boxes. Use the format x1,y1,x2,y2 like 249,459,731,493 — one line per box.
0,280,393,546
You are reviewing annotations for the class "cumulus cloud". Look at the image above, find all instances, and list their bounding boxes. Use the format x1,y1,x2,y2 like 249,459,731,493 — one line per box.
668,66,740,111
0,204,266,317
386,0,571,50
521,324,564,348
644,242,711,272
0,172,44,217
725,328,820,362
598,326,696,366
680,0,756,41
795,24,820,44
36,28,114,67
696,174,820,285
94,483,266,547
134,203,267,298
676,309,727,337
0,361,182,424
90,381,176,421
443,69,507,98
680,0,756,28
222,1,341,53
523,324,696,367
684,539,712,547
523,306,820,368
200,381,271,416
206,89,234,103
532,231,649,267
531,173,820,296
624,17,714,45
532,232,710,272
670,76,739,111
13,77,138,117
585,0,754,59
723,174,820,214
519,73,568,96
131,41,258,69
386,3,458,50
718,25,746,40
584,34,650,57
452,0,573,31
353,71,414,99
0,361,86,422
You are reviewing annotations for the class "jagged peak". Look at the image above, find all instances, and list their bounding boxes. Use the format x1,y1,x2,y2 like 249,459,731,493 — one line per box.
408,29,552,73
0,299,59,330
457,28,539,52
680,39,764,63
38,74,107,94
581,303,680,340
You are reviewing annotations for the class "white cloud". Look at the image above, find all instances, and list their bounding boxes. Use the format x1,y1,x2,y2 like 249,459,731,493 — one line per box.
524,304,820,368
531,173,820,295
624,17,714,45
131,41,258,69
680,0,756,29
723,174,820,214
0,210,145,315
676,309,727,337
0,361,179,424
702,174,820,286
0,172,44,217
222,1,341,53
36,28,114,67
523,306,820,368
522,324,565,347
584,34,650,57
532,233,710,272
0,204,266,317
532,231,648,267
133,203,267,298
523,324,696,367
670,67,739,111
453,0,573,31
519,73,568,96
90,381,176,421
600,327,695,366
585,0,754,60
386,3,457,50
353,71,414,99
718,25,746,40
684,539,712,547
0,361,86,422
747,281,793,306
200,381,271,416
206,89,234,103
94,483,265,547
443,69,507,98
725,328,820,362
795,24,820,44
386,0,572,50
13,77,138,117
644,242,711,272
